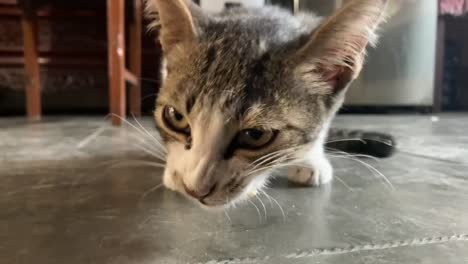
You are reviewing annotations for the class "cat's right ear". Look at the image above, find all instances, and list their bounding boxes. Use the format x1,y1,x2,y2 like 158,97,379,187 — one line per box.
145,0,198,53
290,0,389,96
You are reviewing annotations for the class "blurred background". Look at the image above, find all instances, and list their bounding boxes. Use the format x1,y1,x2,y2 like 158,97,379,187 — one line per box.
2,1,468,263
0,0,466,121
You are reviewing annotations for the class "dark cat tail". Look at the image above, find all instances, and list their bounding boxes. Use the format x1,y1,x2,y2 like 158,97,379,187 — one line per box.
325,128,396,158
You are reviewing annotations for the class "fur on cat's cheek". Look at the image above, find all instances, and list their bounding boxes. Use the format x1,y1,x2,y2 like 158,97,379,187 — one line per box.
223,172,271,208
160,58,168,81
248,190,258,198
197,172,270,209
162,168,178,191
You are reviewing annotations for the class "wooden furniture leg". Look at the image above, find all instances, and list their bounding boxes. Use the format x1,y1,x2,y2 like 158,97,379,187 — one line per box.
128,0,142,116
107,0,126,126
21,10,41,121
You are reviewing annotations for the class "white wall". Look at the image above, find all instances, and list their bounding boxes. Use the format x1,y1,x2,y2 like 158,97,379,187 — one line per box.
346,0,438,106
200,0,265,13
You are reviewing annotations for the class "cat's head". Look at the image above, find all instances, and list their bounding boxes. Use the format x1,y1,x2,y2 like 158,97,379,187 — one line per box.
146,0,388,208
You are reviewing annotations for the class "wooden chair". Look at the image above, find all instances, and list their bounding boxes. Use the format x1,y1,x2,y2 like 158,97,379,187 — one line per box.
3,0,142,125
107,0,142,125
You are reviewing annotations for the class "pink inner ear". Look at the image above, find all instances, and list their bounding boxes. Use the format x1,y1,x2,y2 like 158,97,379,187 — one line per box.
317,64,353,94
321,66,342,88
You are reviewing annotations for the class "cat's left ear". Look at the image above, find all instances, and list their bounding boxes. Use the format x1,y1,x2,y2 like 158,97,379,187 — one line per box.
145,0,201,53
292,0,389,95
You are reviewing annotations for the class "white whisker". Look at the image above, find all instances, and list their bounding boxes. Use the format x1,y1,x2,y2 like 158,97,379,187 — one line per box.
77,126,107,149
104,160,165,169
248,150,296,172
131,114,167,153
328,154,394,190
223,208,232,224
259,190,273,208
107,114,152,140
135,140,166,158
248,199,262,223
249,145,304,169
326,138,366,144
252,152,299,171
250,148,294,166
127,133,166,160
255,195,267,221
268,194,286,222
326,148,380,162
133,142,166,162
327,137,394,146
106,114,167,157
139,183,164,205
334,175,355,192
245,155,299,177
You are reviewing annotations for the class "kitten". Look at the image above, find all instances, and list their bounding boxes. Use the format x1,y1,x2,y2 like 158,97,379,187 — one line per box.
145,0,391,208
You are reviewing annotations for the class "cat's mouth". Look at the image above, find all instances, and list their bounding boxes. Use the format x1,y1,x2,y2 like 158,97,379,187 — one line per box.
198,199,227,208
180,175,250,208
196,194,246,209
184,193,235,208
184,189,245,208
183,185,248,208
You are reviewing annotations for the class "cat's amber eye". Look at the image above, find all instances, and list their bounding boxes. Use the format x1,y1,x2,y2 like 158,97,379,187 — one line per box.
237,128,277,149
162,106,190,134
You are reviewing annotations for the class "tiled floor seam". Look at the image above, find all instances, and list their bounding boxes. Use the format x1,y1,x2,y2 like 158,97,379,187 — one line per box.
198,234,468,264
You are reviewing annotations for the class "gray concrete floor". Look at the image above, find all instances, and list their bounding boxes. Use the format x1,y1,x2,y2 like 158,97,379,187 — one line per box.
1,115,468,264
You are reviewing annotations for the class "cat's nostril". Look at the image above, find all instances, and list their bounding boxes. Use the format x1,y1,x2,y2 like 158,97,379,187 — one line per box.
183,183,216,200
184,136,192,150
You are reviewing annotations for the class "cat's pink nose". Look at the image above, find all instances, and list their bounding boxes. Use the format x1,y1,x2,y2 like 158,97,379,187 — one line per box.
183,183,216,200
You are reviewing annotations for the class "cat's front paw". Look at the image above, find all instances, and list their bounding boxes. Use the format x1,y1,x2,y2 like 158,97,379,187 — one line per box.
287,159,333,187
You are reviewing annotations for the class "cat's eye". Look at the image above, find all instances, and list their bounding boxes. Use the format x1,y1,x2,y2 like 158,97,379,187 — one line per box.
162,106,189,133
237,128,277,149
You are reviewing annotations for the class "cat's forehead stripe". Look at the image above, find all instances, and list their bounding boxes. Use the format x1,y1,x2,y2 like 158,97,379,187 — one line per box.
199,46,217,75
186,94,196,114
244,52,270,97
